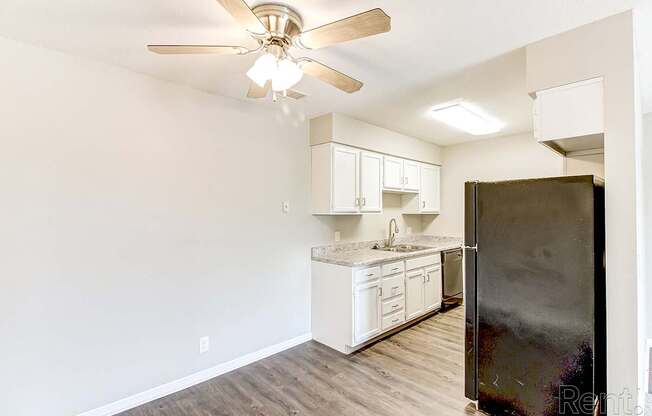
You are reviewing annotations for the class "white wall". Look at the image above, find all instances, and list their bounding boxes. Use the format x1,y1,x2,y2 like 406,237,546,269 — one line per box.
527,11,641,408
422,132,563,237
0,37,332,416
644,113,652,340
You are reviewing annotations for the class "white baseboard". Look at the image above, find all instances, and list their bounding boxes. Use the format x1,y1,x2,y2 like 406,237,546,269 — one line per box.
78,333,312,416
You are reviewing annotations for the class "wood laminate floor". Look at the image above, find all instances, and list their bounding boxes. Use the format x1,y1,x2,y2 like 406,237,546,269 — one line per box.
120,307,478,416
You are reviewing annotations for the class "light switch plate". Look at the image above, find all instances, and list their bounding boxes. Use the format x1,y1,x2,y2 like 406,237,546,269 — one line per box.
334,231,341,242
282,201,290,214
199,336,210,354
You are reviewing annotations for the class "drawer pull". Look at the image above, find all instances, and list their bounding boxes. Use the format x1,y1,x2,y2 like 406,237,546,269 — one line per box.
392,304,399,309
392,286,400,290
367,273,375,277
392,318,400,323
391,267,399,271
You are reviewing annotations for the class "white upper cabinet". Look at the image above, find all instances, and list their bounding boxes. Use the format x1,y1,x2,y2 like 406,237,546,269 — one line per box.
359,152,383,212
383,156,403,191
312,143,382,215
403,160,420,192
332,146,359,213
420,164,440,213
383,156,421,193
533,77,604,155
312,142,440,215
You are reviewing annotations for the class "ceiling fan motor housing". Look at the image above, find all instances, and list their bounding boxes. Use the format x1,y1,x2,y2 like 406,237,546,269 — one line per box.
252,4,304,48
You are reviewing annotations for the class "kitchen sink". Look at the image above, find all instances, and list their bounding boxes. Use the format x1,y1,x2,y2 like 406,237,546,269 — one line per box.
373,244,431,253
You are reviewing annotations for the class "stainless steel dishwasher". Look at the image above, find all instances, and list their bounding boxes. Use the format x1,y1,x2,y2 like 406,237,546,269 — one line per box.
441,248,463,311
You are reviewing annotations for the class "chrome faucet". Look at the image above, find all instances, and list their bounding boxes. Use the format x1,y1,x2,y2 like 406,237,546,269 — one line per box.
387,218,399,247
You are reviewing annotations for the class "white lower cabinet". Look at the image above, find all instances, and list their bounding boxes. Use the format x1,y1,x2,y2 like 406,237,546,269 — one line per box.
311,252,443,354
405,269,425,320
424,265,443,311
354,280,382,344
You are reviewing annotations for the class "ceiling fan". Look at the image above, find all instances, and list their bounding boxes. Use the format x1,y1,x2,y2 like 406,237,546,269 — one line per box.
148,1,391,101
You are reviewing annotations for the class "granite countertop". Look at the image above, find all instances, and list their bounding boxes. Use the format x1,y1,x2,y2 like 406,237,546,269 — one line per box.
311,235,463,267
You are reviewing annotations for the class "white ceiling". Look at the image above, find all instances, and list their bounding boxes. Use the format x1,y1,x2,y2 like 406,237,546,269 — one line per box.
0,0,648,145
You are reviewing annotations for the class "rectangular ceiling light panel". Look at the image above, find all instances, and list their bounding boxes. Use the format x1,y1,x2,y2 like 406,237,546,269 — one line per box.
431,103,503,135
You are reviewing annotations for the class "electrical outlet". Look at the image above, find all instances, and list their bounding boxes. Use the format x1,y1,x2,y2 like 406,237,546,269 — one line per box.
282,201,290,214
199,336,210,354
334,231,341,242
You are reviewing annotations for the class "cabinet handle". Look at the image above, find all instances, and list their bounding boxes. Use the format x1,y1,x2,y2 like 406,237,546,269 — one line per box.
379,287,383,297
392,286,400,290
392,304,399,309
405,177,408,184
423,276,426,283
427,275,431,282
392,318,400,323
362,197,366,206
366,272,375,277
355,197,360,206
391,267,399,271
422,200,426,209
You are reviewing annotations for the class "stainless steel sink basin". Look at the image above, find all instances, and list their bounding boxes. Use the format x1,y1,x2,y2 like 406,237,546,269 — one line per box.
373,244,431,253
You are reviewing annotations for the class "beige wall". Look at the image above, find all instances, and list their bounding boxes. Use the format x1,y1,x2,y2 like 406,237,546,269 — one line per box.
0,37,333,416
423,132,564,237
327,193,424,242
527,11,641,406
565,153,605,178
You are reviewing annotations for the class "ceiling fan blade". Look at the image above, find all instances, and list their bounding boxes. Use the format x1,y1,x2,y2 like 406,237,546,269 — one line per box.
247,80,271,98
296,8,390,50
147,45,246,55
300,59,363,93
216,0,267,35
286,89,306,100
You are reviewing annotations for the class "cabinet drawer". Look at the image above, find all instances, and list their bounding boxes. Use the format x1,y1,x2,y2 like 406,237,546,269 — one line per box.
382,296,405,316
405,254,440,270
355,266,381,283
382,261,405,276
382,275,404,300
382,310,405,330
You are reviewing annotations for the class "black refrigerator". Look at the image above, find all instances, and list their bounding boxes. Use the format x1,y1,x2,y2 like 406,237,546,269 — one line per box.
464,175,606,416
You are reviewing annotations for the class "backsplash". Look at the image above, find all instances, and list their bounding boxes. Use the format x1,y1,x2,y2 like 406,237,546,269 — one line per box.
328,193,425,242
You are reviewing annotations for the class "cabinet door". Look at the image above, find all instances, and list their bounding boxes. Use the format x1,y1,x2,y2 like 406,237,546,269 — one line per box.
383,156,403,190
419,164,440,213
403,160,420,192
359,152,383,212
534,77,604,142
332,146,359,213
424,265,442,311
354,281,381,344
405,270,425,320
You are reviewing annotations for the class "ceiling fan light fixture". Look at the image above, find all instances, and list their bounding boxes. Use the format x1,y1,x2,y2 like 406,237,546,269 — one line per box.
246,53,277,87
272,59,303,92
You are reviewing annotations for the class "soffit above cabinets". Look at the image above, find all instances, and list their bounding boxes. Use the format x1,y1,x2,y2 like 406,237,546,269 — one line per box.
310,113,441,166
